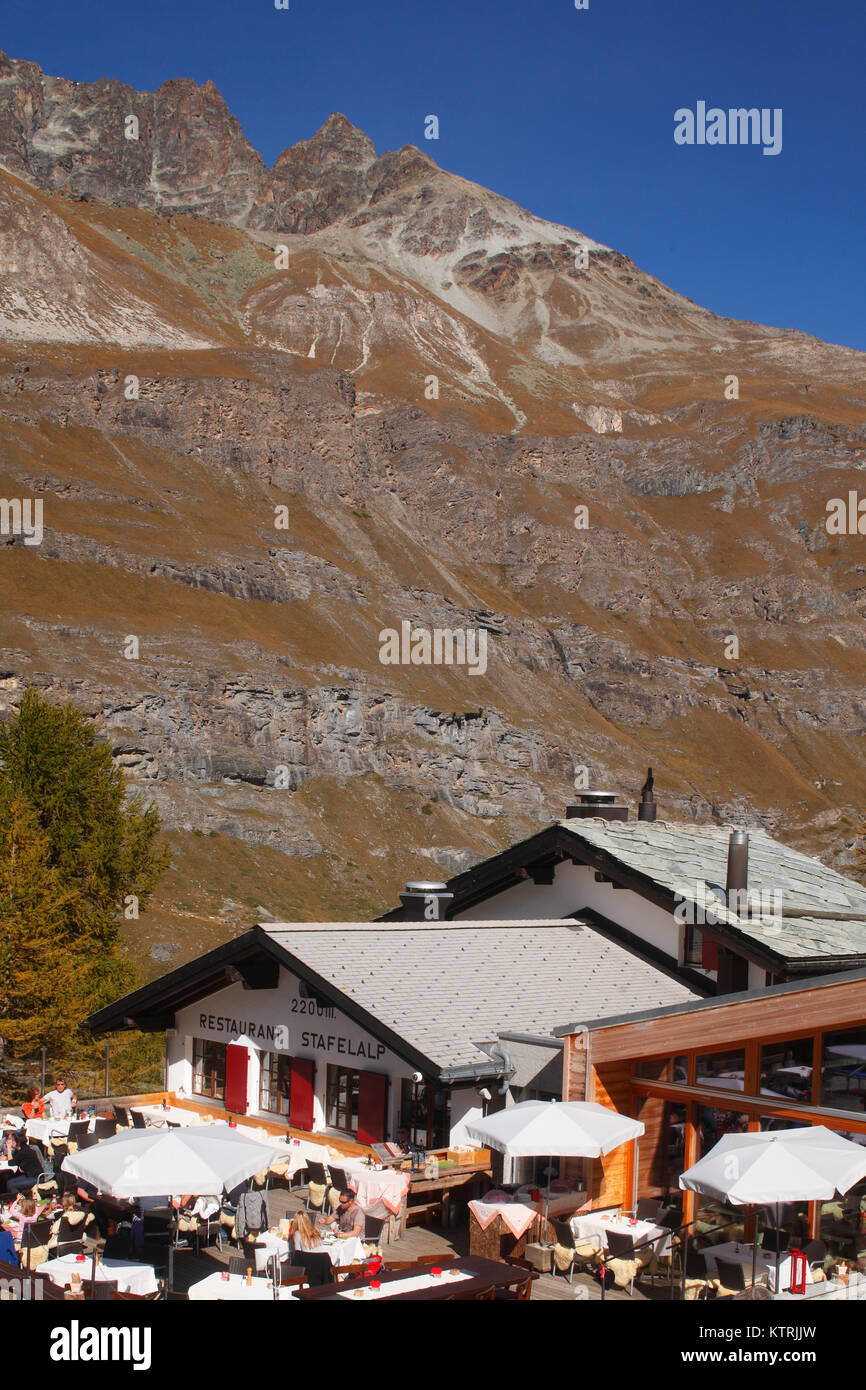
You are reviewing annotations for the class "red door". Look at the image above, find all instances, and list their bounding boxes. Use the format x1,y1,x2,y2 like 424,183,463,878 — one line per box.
289,1057,316,1131
357,1071,388,1145
225,1042,249,1114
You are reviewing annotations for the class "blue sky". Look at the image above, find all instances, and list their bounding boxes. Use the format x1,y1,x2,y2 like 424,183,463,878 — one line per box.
5,0,864,349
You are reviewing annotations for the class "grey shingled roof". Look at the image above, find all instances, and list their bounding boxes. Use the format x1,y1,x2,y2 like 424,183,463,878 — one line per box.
558,819,866,961
261,919,701,1073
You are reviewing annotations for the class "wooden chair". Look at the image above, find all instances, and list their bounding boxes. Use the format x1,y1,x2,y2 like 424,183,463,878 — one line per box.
83,1280,120,1300
474,1286,496,1300
495,1276,533,1301
416,1253,459,1265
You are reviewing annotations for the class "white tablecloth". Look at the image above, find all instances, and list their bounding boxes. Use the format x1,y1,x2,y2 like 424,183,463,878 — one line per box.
271,1137,330,1178
133,1106,205,1127
188,1271,299,1301
40,1255,159,1296
342,1158,411,1217
338,1269,474,1300
254,1231,366,1271
572,1212,672,1257
702,1242,814,1294
25,1117,95,1144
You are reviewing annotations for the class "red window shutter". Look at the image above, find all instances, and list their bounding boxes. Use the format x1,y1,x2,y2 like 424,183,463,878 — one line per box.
225,1043,249,1114
289,1057,316,1131
357,1071,388,1145
702,934,719,971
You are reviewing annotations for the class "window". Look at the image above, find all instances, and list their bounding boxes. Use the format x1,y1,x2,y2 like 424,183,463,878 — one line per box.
327,1065,360,1134
634,1057,688,1084
400,1079,450,1149
684,926,703,966
192,1038,226,1100
821,1028,866,1112
695,1049,746,1088
760,1038,814,1104
259,1051,292,1115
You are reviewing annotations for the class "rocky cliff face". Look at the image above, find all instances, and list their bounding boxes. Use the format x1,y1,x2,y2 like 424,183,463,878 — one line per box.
0,52,864,968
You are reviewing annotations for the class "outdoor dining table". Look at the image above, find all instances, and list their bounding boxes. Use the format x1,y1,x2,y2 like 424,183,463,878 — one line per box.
702,1242,814,1294
187,1271,299,1301
342,1157,411,1217
39,1253,159,1297
253,1230,366,1271
295,1255,536,1302
24,1116,95,1144
132,1106,206,1127
571,1211,673,1257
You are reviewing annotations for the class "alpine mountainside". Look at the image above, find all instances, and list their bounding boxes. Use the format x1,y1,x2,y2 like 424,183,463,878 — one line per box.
0,52,864,971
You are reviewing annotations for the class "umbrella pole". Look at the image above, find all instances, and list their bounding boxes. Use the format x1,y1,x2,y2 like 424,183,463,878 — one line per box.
543,1154,552,1248
751,1207,758,1298
775,1202,781,1295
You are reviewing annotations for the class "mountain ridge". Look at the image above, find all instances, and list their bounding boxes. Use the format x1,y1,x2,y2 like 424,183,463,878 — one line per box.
0,50,864,972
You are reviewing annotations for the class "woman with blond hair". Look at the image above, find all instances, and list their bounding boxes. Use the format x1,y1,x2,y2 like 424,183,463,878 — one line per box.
289,1209,325,1252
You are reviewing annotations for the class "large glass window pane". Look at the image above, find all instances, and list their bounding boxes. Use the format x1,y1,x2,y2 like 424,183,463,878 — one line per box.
820,1171,866,1265
634,1056,688,1083
821,1029,866,1115
695,1050,746,1088
760,1038,814,1104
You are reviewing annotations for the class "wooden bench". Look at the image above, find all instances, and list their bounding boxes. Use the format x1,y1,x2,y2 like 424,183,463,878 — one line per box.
405,1199,444,1228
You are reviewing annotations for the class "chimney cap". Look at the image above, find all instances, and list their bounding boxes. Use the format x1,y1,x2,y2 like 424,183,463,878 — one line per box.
404,881,448,893
729,829,749,844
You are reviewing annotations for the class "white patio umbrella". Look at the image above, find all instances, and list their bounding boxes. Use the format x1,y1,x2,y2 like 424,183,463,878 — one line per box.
679,1126,866,1294
62,1122,285,1198
466,1100,645,1247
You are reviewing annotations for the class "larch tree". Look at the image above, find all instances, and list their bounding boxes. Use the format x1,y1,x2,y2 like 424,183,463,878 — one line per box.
0,689,170,1073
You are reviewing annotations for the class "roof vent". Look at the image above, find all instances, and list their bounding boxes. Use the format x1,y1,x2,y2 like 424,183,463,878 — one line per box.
726,829,749,895
565,790,629,823
398,881,454,922
637,767,657,822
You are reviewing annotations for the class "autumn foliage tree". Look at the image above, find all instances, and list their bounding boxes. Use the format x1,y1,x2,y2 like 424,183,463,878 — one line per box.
0,690,170,1084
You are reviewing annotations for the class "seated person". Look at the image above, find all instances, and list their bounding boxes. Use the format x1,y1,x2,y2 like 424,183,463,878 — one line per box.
177,1194,219,1233
4,1133,44,1195
0,1226,18,1267
394,1126,424,1161
289,1209,325,1253
21,1087,44,1121
49,1192,96,1247
74,1178,109,1238
3,1194,39,1243
318,1189,364,1239
41,1078,76,1122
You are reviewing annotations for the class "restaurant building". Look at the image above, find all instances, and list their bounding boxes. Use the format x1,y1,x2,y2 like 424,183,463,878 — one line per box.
555,965,866,1243
87,917,698,1152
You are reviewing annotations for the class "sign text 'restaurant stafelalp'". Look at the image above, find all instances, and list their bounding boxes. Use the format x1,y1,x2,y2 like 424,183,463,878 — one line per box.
197,1013,386,1060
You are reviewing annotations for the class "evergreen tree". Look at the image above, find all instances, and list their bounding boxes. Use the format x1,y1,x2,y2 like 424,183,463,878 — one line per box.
0,690,170,1071
0,793,88,1052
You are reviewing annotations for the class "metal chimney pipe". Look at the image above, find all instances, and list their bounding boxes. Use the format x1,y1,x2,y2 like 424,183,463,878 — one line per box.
565,790,629,822
398,882,454,921
725,829,749,896
637,767,657,822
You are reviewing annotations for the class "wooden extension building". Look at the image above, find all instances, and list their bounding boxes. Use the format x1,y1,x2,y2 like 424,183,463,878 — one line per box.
556,966,866,1237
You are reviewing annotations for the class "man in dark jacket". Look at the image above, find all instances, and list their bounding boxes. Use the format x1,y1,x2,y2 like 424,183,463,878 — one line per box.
5,1133,45,1195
